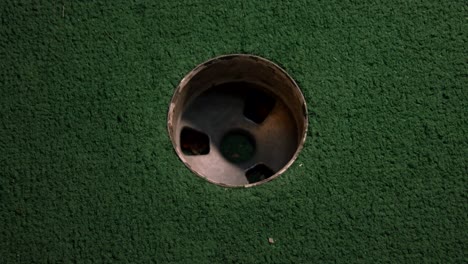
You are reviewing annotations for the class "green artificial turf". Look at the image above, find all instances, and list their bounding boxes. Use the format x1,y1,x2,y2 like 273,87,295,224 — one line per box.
1,0,467,263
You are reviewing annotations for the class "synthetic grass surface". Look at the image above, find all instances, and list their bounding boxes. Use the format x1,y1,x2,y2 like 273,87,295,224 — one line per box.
1,0,467,262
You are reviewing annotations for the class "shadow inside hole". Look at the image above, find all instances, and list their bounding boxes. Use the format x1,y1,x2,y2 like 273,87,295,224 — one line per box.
245,164,275,183
180,127,210,155
220,130,256,164
243,88,276,124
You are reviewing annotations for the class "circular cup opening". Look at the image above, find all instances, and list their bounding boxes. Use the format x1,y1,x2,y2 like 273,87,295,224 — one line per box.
167,54,308,187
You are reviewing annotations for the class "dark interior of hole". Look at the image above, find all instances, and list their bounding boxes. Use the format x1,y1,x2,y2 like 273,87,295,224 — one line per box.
220,130,256,164
243,88,276,124
188,81,276,124
245,164,275,183
180,127,210,155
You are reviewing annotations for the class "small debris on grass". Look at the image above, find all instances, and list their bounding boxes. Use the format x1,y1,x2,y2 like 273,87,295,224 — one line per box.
299,163,303,167
268,237,275,244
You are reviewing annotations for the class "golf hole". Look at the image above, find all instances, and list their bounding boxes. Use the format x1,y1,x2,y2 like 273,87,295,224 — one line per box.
167,54,308,187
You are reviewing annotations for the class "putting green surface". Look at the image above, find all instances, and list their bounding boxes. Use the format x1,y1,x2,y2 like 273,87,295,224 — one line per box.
1,0,466,262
